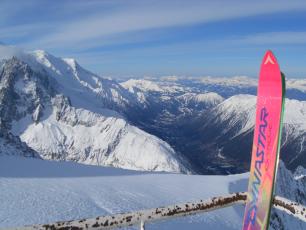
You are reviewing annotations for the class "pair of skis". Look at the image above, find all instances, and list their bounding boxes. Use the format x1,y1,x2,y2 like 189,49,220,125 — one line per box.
242,50,286,230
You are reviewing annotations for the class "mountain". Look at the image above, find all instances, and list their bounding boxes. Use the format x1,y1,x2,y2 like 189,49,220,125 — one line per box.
21,50,138,112
155,75,306,100
0,52,188,173
120,78,224,135
0,57,41,159
0,46,305,228
177,94,306,174
2,45,306,175
120,77,306,174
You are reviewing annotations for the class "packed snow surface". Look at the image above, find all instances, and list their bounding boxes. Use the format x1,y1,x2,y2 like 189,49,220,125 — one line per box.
0,156,247,229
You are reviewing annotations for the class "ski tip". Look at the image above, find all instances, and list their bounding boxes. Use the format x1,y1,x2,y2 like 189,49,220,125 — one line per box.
262,50,278,66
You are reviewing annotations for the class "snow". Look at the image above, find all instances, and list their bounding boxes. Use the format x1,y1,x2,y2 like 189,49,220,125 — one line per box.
11,105,187,173
198,76,257,87
294,165,306,180
178,92,224,106
0,156,247,229
120,79,185,94
159,75,179,82
286,79,306,92
214,94,257,136
215,94,306,136
1,157,304,229
0,45,305,229
121,79,164,93
0,47,189,173
18,49,134,113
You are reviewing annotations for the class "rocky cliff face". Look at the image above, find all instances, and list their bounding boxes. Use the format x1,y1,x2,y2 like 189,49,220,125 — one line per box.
0,57,43,158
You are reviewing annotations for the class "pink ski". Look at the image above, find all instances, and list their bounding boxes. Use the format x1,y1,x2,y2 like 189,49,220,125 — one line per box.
242,50,285,230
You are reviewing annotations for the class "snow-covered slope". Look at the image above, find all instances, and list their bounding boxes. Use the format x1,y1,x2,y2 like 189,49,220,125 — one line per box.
216,94,306,133
99,75,306,174
0,156,248,229
188,94,306,172
120,78,224,118
178,92,224,110
12,102,185,172
121,79,185,94
152,75,306,100
0,156,304,229
212,94,306,144
120,78,187,107
122,79,166,93
0,51,188,173
212,94,257,136
197,75,306,95
21,50,137,112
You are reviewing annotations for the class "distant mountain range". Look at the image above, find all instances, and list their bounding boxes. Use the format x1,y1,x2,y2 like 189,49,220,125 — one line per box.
119,76,306,174
1,44,306,175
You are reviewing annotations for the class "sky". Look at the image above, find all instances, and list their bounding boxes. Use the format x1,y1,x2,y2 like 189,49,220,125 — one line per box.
1,0,306,78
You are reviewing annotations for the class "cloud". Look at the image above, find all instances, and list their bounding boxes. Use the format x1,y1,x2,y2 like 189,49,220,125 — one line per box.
0,44,24,60
16,0,306,50
240,31,306,45
0,23,52,41
1,0,306,77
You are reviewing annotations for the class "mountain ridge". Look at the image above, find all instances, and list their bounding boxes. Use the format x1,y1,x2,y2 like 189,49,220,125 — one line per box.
0,53,189,173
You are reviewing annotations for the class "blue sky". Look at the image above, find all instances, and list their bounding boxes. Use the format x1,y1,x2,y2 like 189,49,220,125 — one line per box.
1,0,306,78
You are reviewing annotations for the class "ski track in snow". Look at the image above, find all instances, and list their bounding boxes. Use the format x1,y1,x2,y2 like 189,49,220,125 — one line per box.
0,156,247,229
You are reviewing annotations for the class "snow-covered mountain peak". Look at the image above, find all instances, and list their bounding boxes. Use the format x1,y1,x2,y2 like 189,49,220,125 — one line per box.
216,94,256,125
30,50,93,82
195,92,223,102
17,48,138,113
29,50,65,76
121,79,165,93
178,92,224,105
121,78,185,94
199,94,256,139
198,76,257,87
215,94,306,134
217,94,256,116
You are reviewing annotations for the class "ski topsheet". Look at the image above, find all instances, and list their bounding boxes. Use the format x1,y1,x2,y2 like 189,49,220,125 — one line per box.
242,50,286,230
